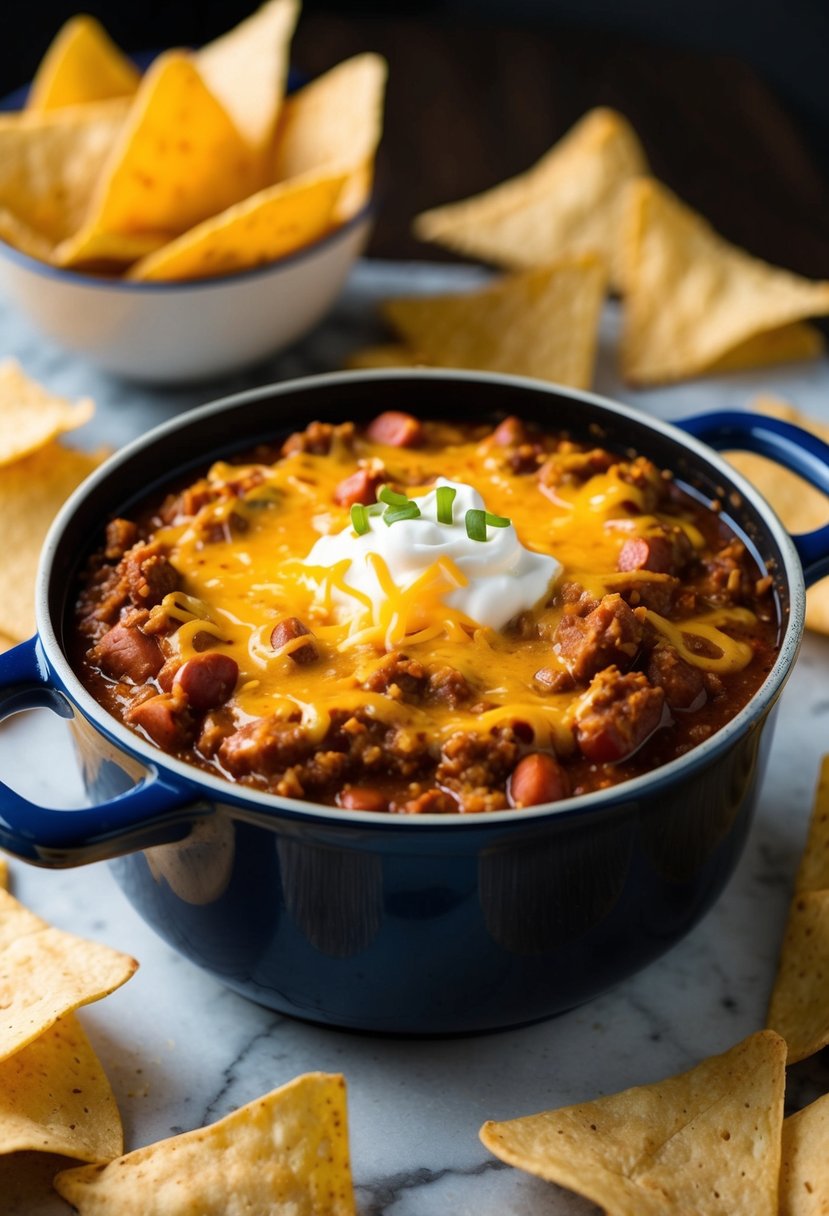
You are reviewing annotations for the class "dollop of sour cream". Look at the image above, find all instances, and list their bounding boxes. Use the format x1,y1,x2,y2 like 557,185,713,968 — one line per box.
301,479,561,631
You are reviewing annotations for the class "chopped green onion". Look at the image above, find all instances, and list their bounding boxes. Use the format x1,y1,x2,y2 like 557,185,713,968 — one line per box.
378,484,410,507
465,508,512,540
465,509,487,541
350,503,370,534
383,503,421,526
436,485,457,525
367,502,385,515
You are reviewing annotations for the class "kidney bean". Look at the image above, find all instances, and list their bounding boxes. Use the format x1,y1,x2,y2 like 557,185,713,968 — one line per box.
365,410,423,448
270,617,318,664
339,786,388,812
508,753,569,808
334,467,384,507
617,535,675,575
173,653,239,711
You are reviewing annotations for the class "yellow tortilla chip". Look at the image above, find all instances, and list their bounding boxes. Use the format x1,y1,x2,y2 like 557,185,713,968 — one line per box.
708,322,825,372
0,887,136,1063
27,15,139,112
55,1072,355,1216
273,53,387,221
0,441,106,640
414,108,647,293
127,166,348,282
382,255,607,388
346,344,423,369
767,890,829,1064
197,0,299,159
620,178,829,384
725,396,829,635
481,1030,786,1216
780,1093,829,1216
0,100,129,253
794,756,829,893
57,52,257,270
0,360,93,465
0,1013,122,1161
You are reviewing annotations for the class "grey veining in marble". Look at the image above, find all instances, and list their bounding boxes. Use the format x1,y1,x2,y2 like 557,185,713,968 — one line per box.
2,260,829,1214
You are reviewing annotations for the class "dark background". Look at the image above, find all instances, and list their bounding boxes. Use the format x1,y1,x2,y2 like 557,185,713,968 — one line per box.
5,1,829,272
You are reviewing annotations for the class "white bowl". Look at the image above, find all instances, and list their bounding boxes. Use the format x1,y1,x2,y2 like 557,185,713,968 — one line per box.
0,209,372,383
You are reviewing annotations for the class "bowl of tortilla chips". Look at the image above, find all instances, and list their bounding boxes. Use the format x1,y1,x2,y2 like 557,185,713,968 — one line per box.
0,6,385,382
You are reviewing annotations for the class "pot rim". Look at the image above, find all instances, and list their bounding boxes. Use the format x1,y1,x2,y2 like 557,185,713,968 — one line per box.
35,368,806,829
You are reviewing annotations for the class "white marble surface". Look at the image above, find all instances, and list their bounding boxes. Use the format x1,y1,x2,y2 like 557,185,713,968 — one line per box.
3,261,829,1214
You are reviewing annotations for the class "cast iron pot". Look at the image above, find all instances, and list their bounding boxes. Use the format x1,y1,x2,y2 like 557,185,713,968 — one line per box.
2,370,829,1036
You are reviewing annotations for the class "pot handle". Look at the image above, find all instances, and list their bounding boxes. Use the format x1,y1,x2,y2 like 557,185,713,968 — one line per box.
679,410,829,587
0,635,199,867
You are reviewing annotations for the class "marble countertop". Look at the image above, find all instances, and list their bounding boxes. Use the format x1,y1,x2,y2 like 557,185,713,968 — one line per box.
3,261,829,1215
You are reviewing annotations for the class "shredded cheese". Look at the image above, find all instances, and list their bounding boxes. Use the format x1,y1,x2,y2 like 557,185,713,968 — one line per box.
152,424,763,746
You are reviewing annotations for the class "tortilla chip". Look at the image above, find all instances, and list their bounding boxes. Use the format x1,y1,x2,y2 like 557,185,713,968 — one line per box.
273,53,387,221
127,166,348,282
197,0,299,159
57,52,257,270
481,1030,786,1216
381,255,607,388
0,888,137,1063
0,1013,122,1161
767,890,829,1064
793,756,829,894
780,1093,829,1216
0,101,129,252
708,322,825,372
55,1072,355,1216
0,360,93,465
414,108,647,293
27,15,139,112
0,441,105,641
346,344,423,369
620,178,829,384
724,396,829,635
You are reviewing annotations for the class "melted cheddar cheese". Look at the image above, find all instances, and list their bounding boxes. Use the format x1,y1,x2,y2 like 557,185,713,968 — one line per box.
147,422,762,752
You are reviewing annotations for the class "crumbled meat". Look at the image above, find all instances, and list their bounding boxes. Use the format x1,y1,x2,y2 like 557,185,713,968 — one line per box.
196,709,236,758
398,790,458,814
219,715,313,777
538,447,615,492
554,593,644,682
533,667,575,694
436,727,520,800
646,643,706,710
699,539,755,605
426,665,473,708
281,420,354,456
120,542,180,608
363,652,428,700
617,456,667,512
104,518,138,561
614,573,679,616
574,667,666,763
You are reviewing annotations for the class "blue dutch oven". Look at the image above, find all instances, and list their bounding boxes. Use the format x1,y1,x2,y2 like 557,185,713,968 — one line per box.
1,370,829,1035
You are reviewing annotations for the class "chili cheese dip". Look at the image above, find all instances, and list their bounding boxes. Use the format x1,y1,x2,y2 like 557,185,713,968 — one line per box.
74,411,779,814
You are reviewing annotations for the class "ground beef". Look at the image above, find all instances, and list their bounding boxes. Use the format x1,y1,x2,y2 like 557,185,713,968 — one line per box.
281,420,354,456
120,542,180,608
574,668,666,763
698,539,756,605
646,643,706,710
554,594,644,683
